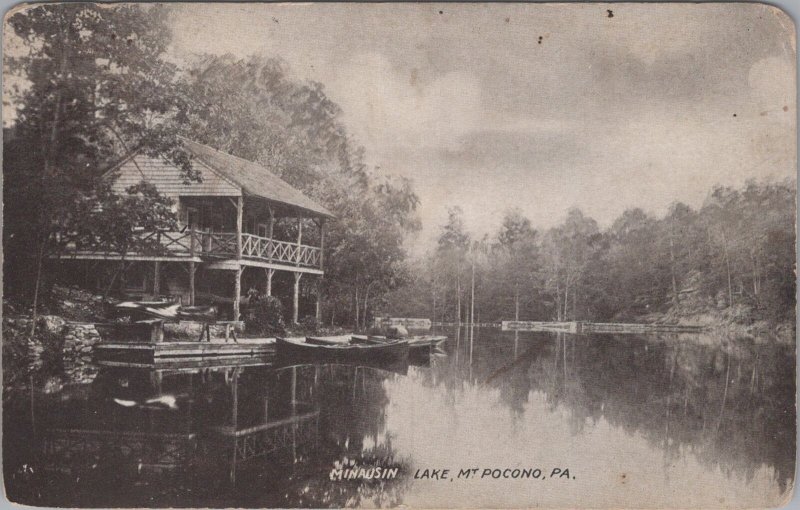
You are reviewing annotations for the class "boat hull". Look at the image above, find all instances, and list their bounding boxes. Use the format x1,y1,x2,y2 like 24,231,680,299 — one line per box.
276,337,409,366
351,335,446,359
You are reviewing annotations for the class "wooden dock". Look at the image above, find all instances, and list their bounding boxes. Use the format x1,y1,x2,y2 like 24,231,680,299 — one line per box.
501,321,706,334
94,340,276,363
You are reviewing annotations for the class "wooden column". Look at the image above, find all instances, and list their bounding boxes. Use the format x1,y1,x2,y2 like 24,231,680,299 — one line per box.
268,207,275,238
234,196,244,322
236,196,243,259
319,219,325,271
264,268,275,296
150,371,163,394
153,261,161,296
233,266,242,321
291,365,297,405
189,262,196,306
297,219,303,244
189,227,197,257
293,272,302,324
296,218,303,267
315,279,322,323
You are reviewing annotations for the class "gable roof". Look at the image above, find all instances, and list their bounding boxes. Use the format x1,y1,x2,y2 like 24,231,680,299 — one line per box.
182,139,334,219
107,153,241,198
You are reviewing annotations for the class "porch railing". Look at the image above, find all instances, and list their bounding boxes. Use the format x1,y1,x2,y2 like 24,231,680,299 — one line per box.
141,230,203,255
62,230,322,269
62,229,203,257
240,233,321,268
201,232,238,257
200,232,322,268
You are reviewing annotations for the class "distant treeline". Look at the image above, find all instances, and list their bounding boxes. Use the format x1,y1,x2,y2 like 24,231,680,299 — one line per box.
385,179,796,327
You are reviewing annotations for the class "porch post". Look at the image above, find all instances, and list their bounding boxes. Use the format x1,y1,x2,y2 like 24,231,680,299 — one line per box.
297,219,303,244
233,266,242,321
293,272,302,324
264,268,275,296
296,219,303,267
189,262,196,306
319,219,325,271
315,278,322,323
268,207,275,238
236,196,243,259
153,261,161,296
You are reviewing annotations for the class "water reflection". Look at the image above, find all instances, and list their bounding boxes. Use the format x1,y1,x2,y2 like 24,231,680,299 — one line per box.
394,330,794,508
3,329,794,508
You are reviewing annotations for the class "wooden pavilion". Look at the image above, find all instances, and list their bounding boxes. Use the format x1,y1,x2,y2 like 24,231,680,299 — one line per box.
58,139,334,323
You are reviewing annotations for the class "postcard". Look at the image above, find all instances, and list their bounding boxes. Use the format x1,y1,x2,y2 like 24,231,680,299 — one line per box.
2,3,795,508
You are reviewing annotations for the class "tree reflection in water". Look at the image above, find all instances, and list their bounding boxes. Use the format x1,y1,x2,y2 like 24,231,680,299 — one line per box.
387,329,794,508
3,329,795,508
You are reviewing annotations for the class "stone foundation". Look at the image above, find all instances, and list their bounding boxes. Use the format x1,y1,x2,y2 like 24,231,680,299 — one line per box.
62,322,101,383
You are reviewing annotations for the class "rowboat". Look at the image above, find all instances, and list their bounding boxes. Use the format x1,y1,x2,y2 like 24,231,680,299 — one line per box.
276,336,409,366
351,335,447,361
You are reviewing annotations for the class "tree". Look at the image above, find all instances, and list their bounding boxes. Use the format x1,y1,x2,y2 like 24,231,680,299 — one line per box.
605,208,664,317
436,207,471,323
175,53,421,329
177,54,354,189
497,208,535,249
541,208,601,320
699,180,795,318
4,4,195,333
496,208,539,320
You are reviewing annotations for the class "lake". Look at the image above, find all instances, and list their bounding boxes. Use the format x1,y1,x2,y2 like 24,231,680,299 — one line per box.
3,328,795,508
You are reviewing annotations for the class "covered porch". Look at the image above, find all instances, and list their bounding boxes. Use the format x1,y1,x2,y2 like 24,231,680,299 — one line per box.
55,138,335,326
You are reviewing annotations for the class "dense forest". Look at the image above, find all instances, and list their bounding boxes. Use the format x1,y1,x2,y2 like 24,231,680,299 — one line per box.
3,4,419,329
385,179,796,330
3,4,795,334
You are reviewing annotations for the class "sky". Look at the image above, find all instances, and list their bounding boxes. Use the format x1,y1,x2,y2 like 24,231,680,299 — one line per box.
15,3,800,252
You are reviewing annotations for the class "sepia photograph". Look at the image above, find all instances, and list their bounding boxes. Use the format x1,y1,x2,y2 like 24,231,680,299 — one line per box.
1,2,796,508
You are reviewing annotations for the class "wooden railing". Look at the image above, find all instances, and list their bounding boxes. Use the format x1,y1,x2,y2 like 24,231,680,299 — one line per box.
240,233,321,268
140,230,202,255
62,229,203,257
202,232,321,268
62,230,322,269
201,232,238,257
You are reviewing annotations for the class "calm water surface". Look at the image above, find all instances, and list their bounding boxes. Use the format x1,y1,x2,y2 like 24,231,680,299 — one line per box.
4,328,795,508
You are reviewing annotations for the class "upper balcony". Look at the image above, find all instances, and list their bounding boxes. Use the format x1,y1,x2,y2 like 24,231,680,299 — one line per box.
205,232,322,268
60,229,323,271
75,138,334,275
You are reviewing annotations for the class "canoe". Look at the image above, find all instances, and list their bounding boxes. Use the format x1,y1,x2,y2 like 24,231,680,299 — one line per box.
276,337,409,365
114,301,217,322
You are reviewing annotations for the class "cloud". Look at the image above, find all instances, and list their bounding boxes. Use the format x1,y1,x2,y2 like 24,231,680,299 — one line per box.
163,3,795,255
323,53,484,151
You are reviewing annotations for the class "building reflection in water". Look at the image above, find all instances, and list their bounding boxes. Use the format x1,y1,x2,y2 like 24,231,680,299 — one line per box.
17,361,412,507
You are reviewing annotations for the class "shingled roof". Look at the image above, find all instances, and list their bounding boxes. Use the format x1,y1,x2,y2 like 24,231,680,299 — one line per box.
182,139,334,218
